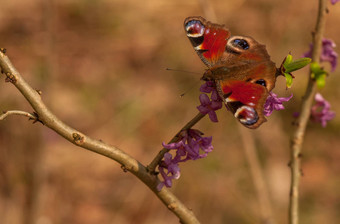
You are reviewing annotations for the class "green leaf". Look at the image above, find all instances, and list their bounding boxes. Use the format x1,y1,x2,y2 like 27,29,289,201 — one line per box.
283,54,293,67
284,72,293,88
284,57,312,73
278,54,312,88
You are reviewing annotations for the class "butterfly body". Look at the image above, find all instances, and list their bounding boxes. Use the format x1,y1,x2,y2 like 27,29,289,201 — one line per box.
184,16,277,129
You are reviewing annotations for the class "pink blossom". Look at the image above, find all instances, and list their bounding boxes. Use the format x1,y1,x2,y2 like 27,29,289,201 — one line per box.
197,82,222,122
331,0,340,5
157,129,213,190
311,93,335,127
303,38,338,72
199,81,215,93
263,92,293,116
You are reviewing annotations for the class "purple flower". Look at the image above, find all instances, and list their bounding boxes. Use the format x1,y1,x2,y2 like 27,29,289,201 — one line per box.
263,92,293,116
157,153,181,190
157,129,213,190
186,129,213,159
310,93,335,127
197,82,223,122
331,0,340,5
200,81,215,93
303,38,338,72
197,93,223,122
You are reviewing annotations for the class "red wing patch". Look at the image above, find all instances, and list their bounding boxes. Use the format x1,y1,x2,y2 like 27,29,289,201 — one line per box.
221,80,265,106
200,26,229,65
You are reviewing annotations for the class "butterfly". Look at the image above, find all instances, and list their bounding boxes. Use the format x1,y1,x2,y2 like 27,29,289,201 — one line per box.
184,16,278,129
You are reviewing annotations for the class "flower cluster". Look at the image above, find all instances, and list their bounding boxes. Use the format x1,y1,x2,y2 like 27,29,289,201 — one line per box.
157,129,213,190
197,81,222,122
264,92,293,116
303,38,338,72
310,93,336,127
331,0,340,5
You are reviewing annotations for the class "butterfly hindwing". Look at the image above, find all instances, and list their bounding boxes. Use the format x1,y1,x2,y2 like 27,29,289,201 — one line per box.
216,79,268,129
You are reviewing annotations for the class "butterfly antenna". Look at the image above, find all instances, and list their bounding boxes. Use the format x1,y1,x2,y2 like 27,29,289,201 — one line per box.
165,68,202,97
166,68,201,75
180,79,202,97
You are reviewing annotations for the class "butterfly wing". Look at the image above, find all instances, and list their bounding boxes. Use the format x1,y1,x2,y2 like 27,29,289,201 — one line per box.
184,16,277,129
215,79,269,129
184,16,230,68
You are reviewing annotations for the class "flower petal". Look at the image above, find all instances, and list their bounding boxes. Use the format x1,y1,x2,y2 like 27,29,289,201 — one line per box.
162,141,184,149
210,100,223,110
264,92,293,116
303,38,338,72
200,81,215,93
199,93,211,105
208,110,219,122
331,0,340,5
311,93,335,127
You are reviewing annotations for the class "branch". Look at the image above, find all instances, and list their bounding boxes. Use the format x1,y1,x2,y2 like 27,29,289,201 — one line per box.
0,51,200,224
0,110,37,121
288,0,328,223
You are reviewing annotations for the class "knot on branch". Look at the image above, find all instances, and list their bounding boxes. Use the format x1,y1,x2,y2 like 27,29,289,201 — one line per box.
30,112,43,124
5,72,17,84
72,132,84,145
121,165,128,172
36,89,42,95
168,203,177,211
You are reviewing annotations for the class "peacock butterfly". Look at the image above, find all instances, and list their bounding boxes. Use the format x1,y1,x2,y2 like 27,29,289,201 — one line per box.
184,16,278,129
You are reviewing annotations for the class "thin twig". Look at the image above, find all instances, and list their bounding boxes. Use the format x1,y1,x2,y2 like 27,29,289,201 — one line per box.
0,51,200,224
0,110,37,121
288,0,328,223
147,112,206,172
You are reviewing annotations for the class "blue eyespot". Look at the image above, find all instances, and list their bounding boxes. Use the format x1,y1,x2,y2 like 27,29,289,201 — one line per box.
232,39,249,50
255,79,266,87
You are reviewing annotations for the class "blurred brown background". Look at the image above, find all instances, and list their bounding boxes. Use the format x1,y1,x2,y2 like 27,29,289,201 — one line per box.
0,0,339,223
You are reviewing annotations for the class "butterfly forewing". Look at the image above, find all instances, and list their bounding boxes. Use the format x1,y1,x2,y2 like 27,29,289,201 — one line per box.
184,16,230,68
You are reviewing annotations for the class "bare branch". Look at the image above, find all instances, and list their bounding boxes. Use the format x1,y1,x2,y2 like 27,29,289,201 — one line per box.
288,0,328,223
0,110,37,121
0,50,200,224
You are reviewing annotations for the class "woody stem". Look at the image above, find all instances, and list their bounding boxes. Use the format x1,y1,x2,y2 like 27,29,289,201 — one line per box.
288,0,328,224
